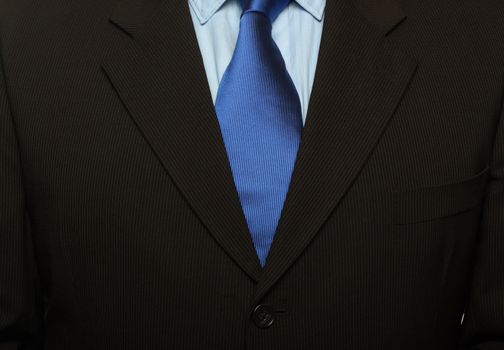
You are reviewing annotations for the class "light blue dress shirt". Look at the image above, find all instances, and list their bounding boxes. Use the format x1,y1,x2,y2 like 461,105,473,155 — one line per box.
188,0,326,125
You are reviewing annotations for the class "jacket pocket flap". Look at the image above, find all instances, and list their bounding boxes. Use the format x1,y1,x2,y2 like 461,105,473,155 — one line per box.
394,165,490,225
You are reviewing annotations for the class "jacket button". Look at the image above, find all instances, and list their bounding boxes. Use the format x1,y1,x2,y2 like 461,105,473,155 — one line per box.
252,304,275,328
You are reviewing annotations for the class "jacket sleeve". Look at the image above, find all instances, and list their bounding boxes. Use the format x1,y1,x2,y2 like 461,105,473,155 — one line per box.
0,36,43,349
459,90,504,349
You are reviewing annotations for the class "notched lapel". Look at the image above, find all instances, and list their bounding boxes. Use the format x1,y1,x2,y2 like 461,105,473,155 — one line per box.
102,0,263,281
253,0,418,303
109,0,161,36
101,0,417,295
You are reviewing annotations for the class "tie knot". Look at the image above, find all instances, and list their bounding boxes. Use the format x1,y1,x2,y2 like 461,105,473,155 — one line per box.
240,0,291,23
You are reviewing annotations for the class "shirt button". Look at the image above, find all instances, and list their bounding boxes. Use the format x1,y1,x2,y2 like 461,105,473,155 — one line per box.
252,304,275,328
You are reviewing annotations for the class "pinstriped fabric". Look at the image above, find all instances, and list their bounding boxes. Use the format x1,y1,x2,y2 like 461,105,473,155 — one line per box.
0,0,504,349
0,25,40,349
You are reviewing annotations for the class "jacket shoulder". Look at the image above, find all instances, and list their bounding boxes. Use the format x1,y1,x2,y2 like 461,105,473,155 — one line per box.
0,0,119,35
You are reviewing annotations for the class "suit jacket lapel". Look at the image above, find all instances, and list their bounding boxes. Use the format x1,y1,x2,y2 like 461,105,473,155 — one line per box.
101,0,418,295
252,0,418,303
102,0,263,281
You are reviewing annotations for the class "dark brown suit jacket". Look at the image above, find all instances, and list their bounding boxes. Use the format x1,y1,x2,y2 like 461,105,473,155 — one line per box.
1,0,503,349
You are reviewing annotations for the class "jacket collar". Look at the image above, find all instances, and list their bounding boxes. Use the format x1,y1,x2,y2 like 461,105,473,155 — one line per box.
104,0,416,300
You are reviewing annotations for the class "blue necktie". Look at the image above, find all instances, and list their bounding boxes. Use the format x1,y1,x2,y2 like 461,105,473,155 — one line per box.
214,0,303,267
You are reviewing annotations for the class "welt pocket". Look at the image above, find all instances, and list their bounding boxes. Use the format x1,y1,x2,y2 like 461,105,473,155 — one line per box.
394,165,490,225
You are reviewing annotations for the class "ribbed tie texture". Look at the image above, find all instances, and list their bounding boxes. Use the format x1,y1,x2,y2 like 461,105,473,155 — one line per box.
241,0,291,22
214,0,303,267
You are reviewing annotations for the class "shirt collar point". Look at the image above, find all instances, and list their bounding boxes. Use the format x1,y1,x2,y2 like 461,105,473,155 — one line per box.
190,0,325,24
189,0,226,25
295,0,326,21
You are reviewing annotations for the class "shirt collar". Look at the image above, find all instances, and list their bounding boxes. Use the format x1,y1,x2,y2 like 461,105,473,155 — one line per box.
189,0,326,24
